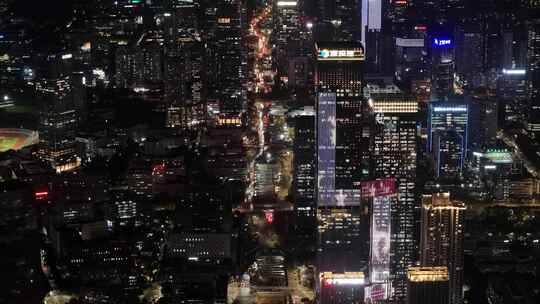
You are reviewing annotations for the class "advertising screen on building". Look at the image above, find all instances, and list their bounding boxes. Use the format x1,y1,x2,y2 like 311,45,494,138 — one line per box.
396,38,425,48
432,37,453,48
317,93,360,207
364,283,390,301
362,179,395,288
317,92,336,206
317,49,365,61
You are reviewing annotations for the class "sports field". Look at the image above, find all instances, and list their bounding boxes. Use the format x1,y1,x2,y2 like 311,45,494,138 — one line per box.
0,128,39,152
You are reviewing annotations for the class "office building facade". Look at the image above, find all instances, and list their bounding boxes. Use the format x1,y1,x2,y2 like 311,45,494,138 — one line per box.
37,74,84,173
430,35,455,100
407,267,450,304
420,193,466,304
428,101,469,179
315,42,370,302
293,108,317,249
527,20,540,135
370,92,418,299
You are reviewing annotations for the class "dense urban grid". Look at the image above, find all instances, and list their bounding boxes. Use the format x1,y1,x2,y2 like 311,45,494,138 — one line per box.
0,0,540,303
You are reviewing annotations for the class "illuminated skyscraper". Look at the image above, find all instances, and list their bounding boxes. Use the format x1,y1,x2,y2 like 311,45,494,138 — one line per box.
275,1,301,49
164,41,205,129
361,178,396,301
455,24,484,87
428,101,469,179
315,42,370,302
361,0,381,45
37,72,84,173
420,193,466,304
114,39,164,89
407,267,450,304
212,0,246,117
394,37,429,91
497,68,528,126
430,35,455,99
163,2,206,128
370,91,418,299
432,130,464,179
292,107,317,250
361,0,382,72
318,0,361,41
275,1,302,77
526,20,540,135
315,41,368,208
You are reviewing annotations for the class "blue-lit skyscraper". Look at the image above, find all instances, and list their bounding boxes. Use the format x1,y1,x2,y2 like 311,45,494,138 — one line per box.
428,102,469,179
430,35,455,100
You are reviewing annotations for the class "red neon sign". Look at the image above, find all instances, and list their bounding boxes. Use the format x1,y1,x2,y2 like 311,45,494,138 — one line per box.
264,211,274,224
35,191,49,200
361,178,396,198
152,163,166,176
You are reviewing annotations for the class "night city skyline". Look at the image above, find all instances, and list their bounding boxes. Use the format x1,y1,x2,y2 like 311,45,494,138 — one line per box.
0,1,540,304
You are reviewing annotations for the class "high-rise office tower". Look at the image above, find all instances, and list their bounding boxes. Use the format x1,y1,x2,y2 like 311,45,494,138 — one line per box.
213,0,246,117
407,267,450,304
275,1,301,50
430,35,455,100
361,178,396,301
394,37,428,92
361,0,381,45
526,20,540,135
432,130,464,179
497,68,528,126
361,0,382,72
274,1,301,77
315,42,370,302
287,41,315,89
315,42,367,207
36,72,84,173
420,193,466,304
164,41,205,128
455,24,484,87
469,95,498,148
370,91,418,299
162,1,206,128
114,41,164,89
318,0,361,41
292,107,317,251
428,101,469,179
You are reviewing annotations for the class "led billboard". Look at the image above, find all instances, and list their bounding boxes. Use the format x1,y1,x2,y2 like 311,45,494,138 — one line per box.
317,92,360,207
396,38,425,48
317,49,365,61
317,92,336,206
432,37,453,48
362,178,395,289
364,283,390,301
370,194,391,282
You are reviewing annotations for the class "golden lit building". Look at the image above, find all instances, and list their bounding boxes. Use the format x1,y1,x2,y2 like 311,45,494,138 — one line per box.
420,193,465,304
407,267,449,304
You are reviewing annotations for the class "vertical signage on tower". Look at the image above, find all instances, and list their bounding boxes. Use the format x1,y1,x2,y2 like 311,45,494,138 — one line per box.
362,178,396,300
